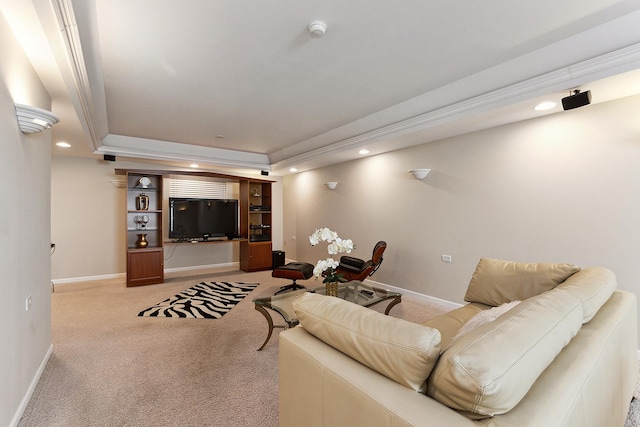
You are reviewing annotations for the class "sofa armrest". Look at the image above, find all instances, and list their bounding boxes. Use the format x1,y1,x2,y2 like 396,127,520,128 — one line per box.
279,327,477,427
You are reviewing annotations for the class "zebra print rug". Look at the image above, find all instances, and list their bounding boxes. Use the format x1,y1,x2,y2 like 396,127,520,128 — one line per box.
138,281,259,319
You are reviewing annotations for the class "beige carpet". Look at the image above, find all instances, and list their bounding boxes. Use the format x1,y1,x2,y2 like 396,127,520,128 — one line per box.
627,366,640,427
18,268,449,426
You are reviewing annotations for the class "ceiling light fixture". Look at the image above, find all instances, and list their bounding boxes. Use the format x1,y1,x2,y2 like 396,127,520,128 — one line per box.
325,182,338,190
308,21,327,38
190,163,199,168
56,142,71,148
534,101,556,111
359,149,370,155
289,168,298,173
14,103,60,134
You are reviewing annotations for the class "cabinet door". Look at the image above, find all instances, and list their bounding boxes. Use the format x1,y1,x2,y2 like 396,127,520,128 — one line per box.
127,248,164,286
250,242,273,270
240,241,272,271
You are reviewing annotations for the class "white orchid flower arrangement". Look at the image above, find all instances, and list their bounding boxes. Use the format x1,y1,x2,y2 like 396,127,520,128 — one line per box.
309,227,355,283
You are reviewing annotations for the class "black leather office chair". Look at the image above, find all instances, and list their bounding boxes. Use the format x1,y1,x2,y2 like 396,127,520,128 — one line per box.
335,241,387,282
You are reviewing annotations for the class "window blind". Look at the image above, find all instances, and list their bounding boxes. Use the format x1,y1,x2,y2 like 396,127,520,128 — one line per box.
168,178,227,199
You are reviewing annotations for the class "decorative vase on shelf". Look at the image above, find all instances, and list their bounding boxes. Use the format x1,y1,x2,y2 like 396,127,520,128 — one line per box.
325,281,339,297
135,234,148,248
136,193,149,210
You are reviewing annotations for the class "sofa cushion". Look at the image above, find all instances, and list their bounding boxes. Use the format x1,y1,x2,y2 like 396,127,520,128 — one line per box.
556,266,617,323
449,301,520,345
422,303,487,349
292,293,441,391
464,257,580,306
427,287,583,419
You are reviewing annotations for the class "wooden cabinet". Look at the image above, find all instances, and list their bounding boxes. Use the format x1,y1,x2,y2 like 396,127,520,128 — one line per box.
125,172,164,286
239,180,272,271
239,241,272,271
127,248,164,286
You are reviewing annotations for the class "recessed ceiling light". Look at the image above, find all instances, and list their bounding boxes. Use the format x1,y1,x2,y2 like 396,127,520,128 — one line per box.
534,101,556,111
289,168,298,172
359,149,370,155
215,135,225,139
190,164,199,168
56,142,71,148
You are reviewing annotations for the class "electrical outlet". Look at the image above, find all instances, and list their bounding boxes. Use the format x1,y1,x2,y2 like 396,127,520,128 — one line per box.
441,254,452,263
26,296,32,311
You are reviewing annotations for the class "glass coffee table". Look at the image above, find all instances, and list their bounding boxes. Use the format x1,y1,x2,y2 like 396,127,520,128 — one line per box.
252,280,402,350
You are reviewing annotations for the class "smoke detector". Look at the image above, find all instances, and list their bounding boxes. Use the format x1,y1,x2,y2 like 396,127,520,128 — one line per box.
308,21,327,37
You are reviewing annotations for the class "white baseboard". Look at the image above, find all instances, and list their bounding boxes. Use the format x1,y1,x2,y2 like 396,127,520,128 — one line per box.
363,278,463,311
52,273,125,286
51,262,241,286
10,344,53,427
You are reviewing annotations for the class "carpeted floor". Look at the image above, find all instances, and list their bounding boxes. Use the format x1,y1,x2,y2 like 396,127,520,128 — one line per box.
18,268,449,426
627,399,640,427
18,268,640,426
626,365,640,427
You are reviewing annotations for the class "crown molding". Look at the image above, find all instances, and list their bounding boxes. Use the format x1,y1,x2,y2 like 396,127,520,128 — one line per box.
271,42,640,171
51,0,107,149
97,134,271,170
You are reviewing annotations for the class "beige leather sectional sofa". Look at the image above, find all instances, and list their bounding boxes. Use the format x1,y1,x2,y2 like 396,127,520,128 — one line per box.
279,258,637,427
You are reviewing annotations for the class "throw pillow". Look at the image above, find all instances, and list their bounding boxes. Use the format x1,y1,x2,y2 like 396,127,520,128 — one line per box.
427,287,583,419
464,257,580,306
292,293,441,391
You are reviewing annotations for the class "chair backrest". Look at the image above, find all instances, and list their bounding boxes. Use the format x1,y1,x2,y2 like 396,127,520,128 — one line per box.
370,241,387,275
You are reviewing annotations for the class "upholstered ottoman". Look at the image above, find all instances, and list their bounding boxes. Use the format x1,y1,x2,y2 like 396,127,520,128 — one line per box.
272,262,314,294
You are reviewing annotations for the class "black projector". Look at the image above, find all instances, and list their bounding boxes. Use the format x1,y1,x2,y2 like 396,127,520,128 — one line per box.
562,90,591,111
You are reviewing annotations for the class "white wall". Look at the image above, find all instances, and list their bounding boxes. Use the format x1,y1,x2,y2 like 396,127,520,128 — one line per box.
0,13,53,427
51,156,284,281
285,95,640,314
51,156,126,280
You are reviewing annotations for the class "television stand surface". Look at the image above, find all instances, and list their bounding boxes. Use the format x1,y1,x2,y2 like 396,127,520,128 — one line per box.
204,236,227,241
167,237,238,244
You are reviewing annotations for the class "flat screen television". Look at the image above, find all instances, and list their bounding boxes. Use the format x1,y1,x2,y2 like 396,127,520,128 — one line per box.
169,198,239,240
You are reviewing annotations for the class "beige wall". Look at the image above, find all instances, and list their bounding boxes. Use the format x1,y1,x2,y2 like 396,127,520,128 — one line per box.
0,13,53,427
51,156,284,281
51,156,126,280
285,95,640,310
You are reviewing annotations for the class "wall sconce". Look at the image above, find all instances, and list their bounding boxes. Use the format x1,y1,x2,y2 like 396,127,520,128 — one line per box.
108,179,127,189
14,103,60,134
409,169,431,180
325,182,338,190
